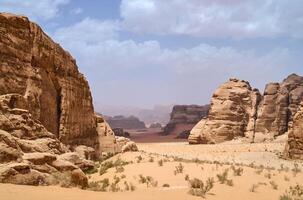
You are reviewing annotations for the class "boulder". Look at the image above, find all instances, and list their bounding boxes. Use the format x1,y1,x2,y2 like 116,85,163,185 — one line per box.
58,152,95,171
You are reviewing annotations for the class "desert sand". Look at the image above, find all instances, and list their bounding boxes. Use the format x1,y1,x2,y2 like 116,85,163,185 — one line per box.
1,141,302,200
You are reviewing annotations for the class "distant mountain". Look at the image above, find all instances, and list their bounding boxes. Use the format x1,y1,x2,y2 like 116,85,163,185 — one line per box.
96,105,173,126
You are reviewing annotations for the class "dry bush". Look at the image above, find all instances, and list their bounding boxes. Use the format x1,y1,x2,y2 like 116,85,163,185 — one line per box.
231,165,244,176
280,184,303,200
158,159,163,167
162,183,170,187
217,169,229,184
174,163,184,175
188,178,214,198
292,163,301,177
136,155,143,163
249,184,259,193
88,178,110,192
270,181,278,190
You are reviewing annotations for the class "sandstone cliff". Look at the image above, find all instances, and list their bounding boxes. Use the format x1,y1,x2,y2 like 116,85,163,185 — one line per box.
0,13,134,186
285,102,303,159
0,13,98,148
163,104,210,137
189,74,303,144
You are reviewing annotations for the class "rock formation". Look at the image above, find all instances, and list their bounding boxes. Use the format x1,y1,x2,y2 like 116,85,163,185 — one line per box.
189,74,303,144
163,105,210,137
0,13,138,186
285,102,303,159
105,115,146,130
255,74,303,141
0,94,91,187
96,115,137,154
0,13,98,149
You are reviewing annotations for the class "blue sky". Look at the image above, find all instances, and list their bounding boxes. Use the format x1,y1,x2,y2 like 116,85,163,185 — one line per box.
1,0,303,111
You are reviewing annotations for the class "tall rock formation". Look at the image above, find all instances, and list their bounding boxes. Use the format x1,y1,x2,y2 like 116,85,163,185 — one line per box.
0,13,136,186
189,74,303,144
285,102,303,159
255,74,303,141
0,13,98,148
188,79,261,144
163,105,209,137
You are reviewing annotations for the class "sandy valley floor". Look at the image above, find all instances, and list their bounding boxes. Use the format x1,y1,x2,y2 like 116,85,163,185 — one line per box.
1,142,303,200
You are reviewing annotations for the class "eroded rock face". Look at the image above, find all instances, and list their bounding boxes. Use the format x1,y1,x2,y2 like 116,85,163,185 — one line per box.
96,115,138,153
286,103,303,159
188,79,261,144
0,13,98,148
255,74,303,139
189,74,303,145
0,94,90,187
163,105,209,137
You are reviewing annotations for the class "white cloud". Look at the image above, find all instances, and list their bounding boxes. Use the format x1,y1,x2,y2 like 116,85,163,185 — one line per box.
120,0,303,39
0,0,69,20
54,18,120,44
52,18,299,107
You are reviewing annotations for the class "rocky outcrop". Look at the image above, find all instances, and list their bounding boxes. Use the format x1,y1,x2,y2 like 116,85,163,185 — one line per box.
189,74,303,144
285,102,303,159
105,115,146,129
0,13,98,149
255,74,303,141
0,13,130,187
163,105,210,137
188,79,261,144
0,94,90,187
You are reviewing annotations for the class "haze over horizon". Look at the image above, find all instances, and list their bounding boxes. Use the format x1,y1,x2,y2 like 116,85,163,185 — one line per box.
2,0,303,110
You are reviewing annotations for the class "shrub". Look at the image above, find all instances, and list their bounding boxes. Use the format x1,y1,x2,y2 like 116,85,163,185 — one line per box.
264,172,272,179
174,163,184,175
226,179,234,187
158,159,163,167
136,155,143,163
162,183,170,187
231,166,243,176
99,158,130,175
270,181,278,190
88,178,110,192
255,168,263,175
292,163,301,177
138,175,158,187
284,175,290,182
185,174,189,181
110,182,120,192
280,184,303,200
148,157,154,162
217,169,229,184
115,166,125,173
249,184,259,192
188,178,214,198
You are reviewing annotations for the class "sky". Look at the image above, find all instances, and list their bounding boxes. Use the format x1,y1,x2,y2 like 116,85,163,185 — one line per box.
1,0,303,111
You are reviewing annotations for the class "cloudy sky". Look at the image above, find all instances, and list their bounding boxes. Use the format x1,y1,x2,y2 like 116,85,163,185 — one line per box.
1,0,303,110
